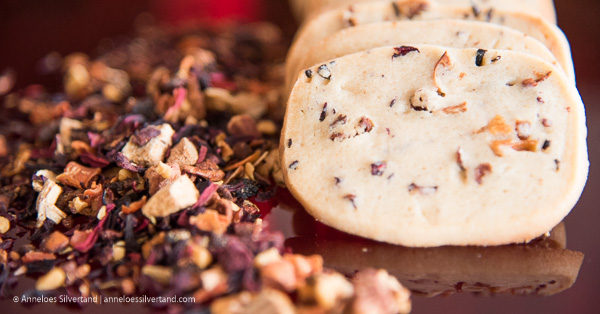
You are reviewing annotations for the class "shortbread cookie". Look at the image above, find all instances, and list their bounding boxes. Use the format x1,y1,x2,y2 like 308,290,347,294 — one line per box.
289,0,310,21
289,19,571,97
296,0,557,23
284,0,572,96
280,45,588,247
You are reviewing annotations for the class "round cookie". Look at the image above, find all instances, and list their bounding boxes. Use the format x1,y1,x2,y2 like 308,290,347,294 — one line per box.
296,0,557,23
284,0,573,98
288,19,572,98
281,45,588,247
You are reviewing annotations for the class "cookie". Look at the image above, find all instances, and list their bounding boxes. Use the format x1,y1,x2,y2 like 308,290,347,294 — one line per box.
284,0,572,98
280,45,588,247
289,0,310,21
288,19,572,97
296,0,556,23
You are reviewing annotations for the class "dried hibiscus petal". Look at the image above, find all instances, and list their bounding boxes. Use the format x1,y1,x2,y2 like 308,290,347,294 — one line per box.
357,117,374,134
474,163,492,184
79,151,110,168
114,152,144,173
330,114,347,128
131,126,161,147
71,203,115,253
392,46,419,59
218,236,254,273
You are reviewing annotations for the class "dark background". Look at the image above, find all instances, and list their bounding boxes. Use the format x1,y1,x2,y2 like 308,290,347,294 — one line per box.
0,0,599,313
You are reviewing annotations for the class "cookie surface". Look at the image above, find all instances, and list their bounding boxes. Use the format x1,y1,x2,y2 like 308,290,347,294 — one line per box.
284,0,572,98
290,19,571,97
280,45,588,247
299,0,557,23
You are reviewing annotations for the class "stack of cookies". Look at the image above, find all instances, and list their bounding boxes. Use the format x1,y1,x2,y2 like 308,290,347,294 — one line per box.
281,0,588,247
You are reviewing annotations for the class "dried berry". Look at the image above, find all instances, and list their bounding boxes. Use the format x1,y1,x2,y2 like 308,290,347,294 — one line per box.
357,117,374,134
371,162,387,176
486,8,495,21
392,46,419,59
305,69,313,78
542,140,551,151
475,49,487,66
330,114,347,128
472,4,481,18
228,179,260,200
516,121,532,140
330,132,346,141
289,161,299,170
319,103,328,122
541,119,552,127
475,163,492,185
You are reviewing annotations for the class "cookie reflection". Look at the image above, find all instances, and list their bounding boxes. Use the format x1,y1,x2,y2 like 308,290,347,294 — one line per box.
269,197,583,297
